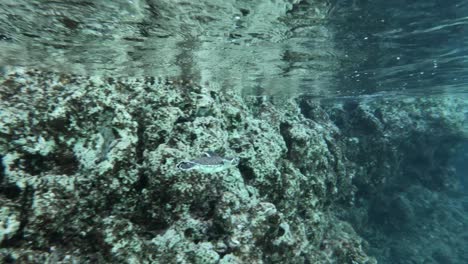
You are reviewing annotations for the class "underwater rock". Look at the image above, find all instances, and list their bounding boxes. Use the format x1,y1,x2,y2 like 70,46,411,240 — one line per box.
8,70,457,263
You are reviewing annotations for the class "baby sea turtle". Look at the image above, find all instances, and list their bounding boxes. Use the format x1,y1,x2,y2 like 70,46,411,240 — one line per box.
176,151,239,173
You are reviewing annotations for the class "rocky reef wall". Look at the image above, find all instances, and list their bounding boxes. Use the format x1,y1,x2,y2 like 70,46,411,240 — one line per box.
1,70,466,263
323,95,468,263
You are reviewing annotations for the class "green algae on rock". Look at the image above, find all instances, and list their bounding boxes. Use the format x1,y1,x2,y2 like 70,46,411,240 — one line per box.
0,69,379,263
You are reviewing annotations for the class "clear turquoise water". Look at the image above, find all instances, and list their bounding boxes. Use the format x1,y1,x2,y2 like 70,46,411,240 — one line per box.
1,0,467,100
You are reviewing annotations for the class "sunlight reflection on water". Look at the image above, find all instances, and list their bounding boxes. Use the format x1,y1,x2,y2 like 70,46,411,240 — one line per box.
0,0,467,100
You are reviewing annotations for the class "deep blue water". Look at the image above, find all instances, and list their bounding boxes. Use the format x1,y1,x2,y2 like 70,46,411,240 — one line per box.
331,0,468,97
331,2,468,263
